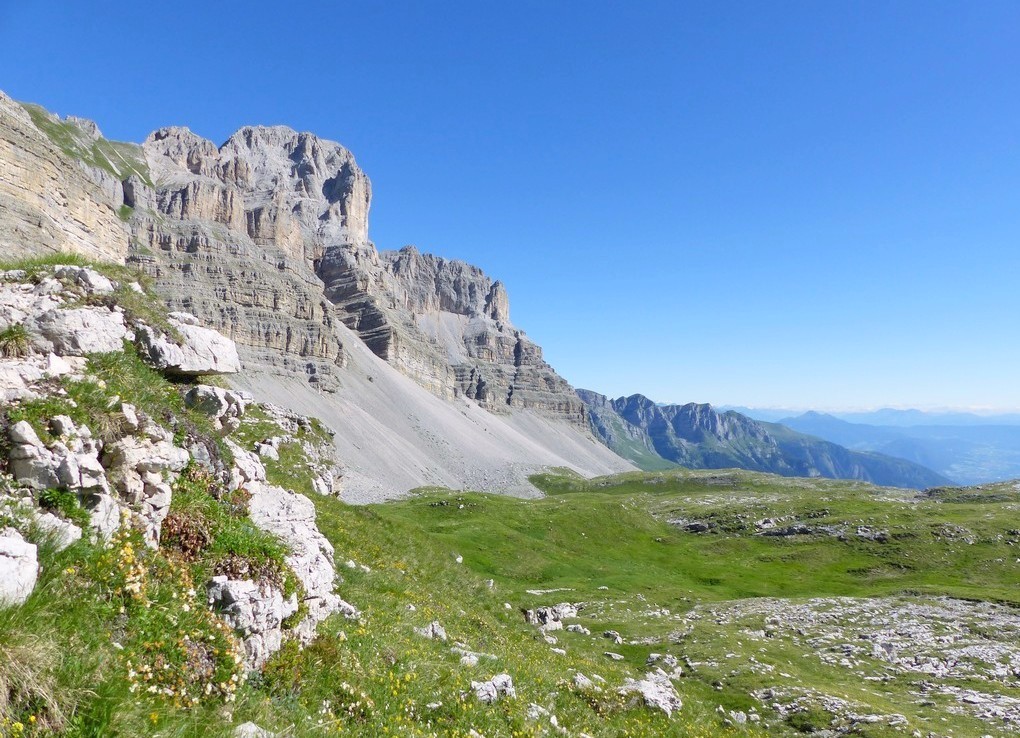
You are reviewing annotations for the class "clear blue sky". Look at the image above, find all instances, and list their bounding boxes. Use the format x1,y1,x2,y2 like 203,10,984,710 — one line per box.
3,1,1019,410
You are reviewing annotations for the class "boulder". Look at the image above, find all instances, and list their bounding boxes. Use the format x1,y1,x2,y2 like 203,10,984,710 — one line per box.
471,673,516,704
415,620,447,641
618,670,683,717
0,528,38,606
135,313,240,376
232,723,276,738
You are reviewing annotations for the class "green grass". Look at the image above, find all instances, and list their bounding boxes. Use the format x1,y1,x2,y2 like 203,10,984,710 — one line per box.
359,469,1020,736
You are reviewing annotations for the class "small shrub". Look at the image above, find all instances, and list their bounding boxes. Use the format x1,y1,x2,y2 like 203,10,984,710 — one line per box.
37,488,90,529
160,508,212,561
0,324,31,359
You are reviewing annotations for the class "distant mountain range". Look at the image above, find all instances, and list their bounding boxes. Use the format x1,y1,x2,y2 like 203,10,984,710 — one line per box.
578,391,951,489
725,406,1020,427
776,411,1020,486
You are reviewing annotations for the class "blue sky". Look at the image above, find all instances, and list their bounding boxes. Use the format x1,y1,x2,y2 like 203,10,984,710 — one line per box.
2,1,1018,410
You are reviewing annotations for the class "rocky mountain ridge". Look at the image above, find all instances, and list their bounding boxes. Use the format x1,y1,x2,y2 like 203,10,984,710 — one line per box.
578,389,952,489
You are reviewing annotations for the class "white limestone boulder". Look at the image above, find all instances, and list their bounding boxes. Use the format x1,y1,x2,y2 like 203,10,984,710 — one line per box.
0,528,38,606
618,669,683,717
471,674,516,704
135,312,240,376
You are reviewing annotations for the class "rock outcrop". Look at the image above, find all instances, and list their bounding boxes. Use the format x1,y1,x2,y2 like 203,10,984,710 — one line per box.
206,576,298,670
618,669,683,717
0,93,633,500
227,440,358,640
0,93,130,263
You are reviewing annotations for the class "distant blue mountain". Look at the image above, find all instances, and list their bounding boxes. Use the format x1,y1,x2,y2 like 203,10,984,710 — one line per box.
580,392,951,489
779,412,1020,485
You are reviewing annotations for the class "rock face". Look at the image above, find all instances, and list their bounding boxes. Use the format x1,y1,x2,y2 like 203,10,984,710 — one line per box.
578,390,951,489
124,119,584,423
319,245,586,423
0,93,130,263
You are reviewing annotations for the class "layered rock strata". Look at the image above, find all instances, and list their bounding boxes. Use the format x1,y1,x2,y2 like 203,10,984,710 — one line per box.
0,92,130,263
123,120,584,422
3,93,588,423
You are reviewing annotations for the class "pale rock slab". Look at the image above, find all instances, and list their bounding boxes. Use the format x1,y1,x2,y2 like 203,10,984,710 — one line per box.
29,307,131,355
0,528,38,606
135,313,240,376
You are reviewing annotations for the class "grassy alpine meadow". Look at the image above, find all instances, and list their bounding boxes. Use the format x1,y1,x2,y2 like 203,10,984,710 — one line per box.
364,469,1020,737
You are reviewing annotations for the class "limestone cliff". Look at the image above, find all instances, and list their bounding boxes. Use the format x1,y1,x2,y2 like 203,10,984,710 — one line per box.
127,122,584,424
1,94,587,428
0,92,130,263
320,244,585,423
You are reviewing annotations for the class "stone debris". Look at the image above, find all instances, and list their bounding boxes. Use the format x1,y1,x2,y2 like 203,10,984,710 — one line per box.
691,595,1020,731
524,602,580,631
647,652,682,677
470,673,516,704
0,527,37,606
